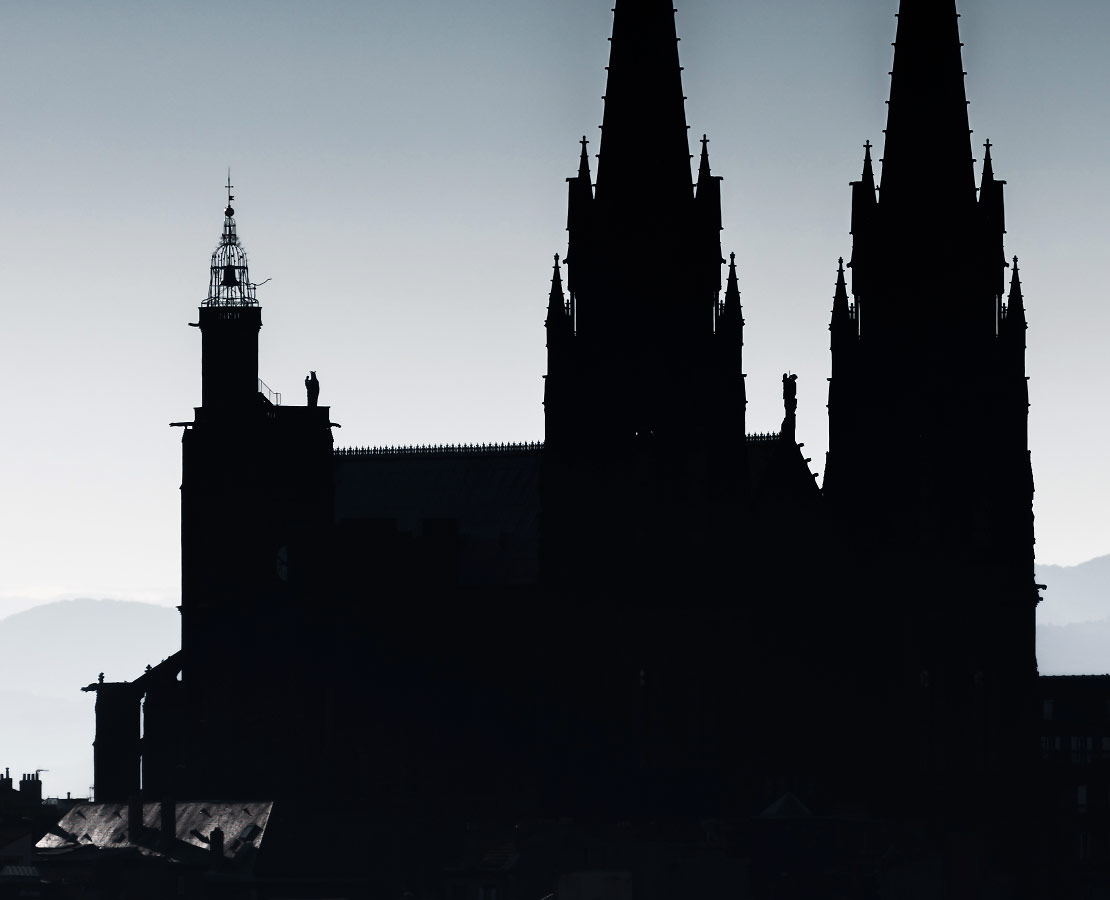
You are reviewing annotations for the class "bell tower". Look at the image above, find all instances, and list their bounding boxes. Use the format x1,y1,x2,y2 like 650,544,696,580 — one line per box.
173,181,335,797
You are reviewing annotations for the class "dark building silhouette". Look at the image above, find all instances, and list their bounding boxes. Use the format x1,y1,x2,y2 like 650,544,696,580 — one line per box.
80,0,1053,894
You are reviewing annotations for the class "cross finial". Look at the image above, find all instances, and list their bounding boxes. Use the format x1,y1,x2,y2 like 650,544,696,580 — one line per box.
864,140,872,152
701,134,709,151
984,139,992,153
580,135,588,152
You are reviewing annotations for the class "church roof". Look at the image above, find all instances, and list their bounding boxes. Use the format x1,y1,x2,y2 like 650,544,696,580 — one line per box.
334,443,543,585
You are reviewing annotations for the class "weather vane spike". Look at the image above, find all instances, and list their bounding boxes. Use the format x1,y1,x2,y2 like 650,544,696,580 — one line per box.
226,169,234,205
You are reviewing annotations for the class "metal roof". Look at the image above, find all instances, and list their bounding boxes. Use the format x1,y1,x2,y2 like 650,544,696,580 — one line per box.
36,801,273,863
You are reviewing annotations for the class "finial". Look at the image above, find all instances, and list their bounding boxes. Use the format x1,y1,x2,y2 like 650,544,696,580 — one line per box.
577,137,591,179
729,252,736,266
554,253,560,266
838,256,845,271
701,134,709,152
1008,256,1023,294
225,169,235,218
859,141,876,191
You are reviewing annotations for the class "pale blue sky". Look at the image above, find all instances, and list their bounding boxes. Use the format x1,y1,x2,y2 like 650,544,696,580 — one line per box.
0,0,1107,623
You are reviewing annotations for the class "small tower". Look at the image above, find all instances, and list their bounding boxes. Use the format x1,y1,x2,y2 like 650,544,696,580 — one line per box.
198,178,262,412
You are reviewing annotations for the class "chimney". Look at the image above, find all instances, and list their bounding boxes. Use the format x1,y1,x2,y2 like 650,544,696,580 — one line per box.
0,769,12,791
19,773,42,803
161,798,176,842
127,793,144,841
210,826,224,859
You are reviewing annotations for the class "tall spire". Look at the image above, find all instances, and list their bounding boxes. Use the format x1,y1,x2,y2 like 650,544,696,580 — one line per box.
595,0,692,207
879,0,976,213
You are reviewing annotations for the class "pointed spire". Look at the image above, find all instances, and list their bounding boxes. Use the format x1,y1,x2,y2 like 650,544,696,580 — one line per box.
578,136,591,181
830,257,854,338
595,0,692,206
548,254,566,314
718,252,744,342
1006,256,1025,324
860,141,876,197
834,257,849,308
879,0,976,211
697,134,712,184
982,139,995,183
724,252,741,311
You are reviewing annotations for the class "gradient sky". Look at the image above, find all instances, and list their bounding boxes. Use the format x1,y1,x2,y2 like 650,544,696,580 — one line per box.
0,0,1107,627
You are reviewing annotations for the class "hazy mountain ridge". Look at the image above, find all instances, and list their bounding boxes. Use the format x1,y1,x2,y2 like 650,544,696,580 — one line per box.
1036,554,1110,625
0,598,179,696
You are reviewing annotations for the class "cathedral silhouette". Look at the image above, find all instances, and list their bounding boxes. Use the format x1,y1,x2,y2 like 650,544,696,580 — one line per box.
81,0,1047,894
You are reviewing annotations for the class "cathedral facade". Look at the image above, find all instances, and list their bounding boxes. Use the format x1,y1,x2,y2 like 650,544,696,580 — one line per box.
87,0,1039,884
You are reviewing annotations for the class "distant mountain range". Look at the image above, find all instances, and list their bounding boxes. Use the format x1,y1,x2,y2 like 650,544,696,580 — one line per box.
1036,554,1110,626
0,568,1106,799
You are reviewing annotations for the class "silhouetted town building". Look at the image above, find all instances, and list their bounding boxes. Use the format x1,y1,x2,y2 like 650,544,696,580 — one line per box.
73,0,1064,896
